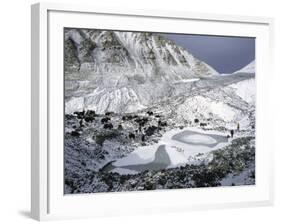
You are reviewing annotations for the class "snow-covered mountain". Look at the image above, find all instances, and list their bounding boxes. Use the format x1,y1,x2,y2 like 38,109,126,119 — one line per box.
233,60,255,74
64,29,256,193
64,28,219,114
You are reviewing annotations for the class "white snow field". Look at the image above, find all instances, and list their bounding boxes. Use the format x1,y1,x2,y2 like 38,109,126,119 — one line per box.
111,127,230,174
181,134,217,144
229,78,255,104
177,95,237,122
113,146,158,167
173,78,200,84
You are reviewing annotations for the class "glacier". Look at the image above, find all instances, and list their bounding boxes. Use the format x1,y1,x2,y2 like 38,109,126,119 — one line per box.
64,28,219,114
63,28,256,193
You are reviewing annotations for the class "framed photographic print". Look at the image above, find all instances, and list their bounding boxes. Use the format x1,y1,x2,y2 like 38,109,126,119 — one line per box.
31,2,274,221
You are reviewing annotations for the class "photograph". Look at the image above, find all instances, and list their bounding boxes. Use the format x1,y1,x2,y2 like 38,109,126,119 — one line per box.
64,28,256,194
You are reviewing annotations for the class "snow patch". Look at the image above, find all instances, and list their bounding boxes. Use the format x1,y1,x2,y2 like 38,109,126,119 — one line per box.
173,78,200,84
110,168,139,175
113,146,157,167
179,96,236,122
234,60,255,74
65,97,84,114
181,134,217,144
112,127,231,174
229,78,255,104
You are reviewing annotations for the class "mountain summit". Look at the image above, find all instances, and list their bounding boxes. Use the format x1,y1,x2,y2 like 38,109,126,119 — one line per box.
234,60,255,74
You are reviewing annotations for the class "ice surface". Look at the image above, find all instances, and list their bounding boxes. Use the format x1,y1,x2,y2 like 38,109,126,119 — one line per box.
181,134,217,144
112,127,230,174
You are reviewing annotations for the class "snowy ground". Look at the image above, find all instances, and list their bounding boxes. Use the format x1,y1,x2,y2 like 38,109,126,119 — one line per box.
64,69,256,192
173,78,200,84
220,162,255,186
110,127,231,174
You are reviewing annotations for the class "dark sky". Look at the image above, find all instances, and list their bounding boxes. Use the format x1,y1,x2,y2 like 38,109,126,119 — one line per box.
164,33,255,74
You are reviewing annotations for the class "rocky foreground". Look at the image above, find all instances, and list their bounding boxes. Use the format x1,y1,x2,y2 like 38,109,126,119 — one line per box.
64,110,255,194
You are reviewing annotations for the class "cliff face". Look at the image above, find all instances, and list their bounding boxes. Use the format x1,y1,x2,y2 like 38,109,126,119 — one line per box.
64,28,218,114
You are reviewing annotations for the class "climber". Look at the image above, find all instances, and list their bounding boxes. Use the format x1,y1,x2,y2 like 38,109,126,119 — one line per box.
230,129,234,138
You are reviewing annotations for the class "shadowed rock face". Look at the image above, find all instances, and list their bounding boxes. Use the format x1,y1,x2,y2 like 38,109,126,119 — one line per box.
64,28,219,114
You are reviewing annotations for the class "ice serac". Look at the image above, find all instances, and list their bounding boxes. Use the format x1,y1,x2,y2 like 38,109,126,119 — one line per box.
64,29,219,114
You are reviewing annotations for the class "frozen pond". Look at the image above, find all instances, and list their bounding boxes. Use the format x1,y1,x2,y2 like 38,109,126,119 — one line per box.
100,145,170,173
103,128,229,174
172,130,228,147
118,145,171,172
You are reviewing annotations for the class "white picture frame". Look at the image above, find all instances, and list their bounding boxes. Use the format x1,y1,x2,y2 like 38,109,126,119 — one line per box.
31,2,274,221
